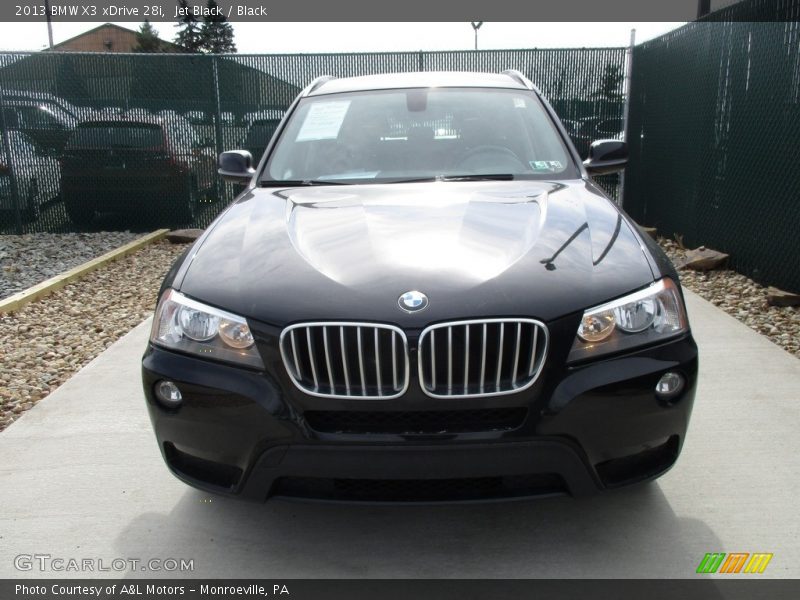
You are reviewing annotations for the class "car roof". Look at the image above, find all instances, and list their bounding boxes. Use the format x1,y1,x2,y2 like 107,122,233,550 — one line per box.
248,118,281,126
308,71,531,96
76,115,184,128
1,90,81,114
77,119,163,128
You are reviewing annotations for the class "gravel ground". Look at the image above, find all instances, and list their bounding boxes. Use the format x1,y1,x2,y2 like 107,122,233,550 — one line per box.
0,232,141,300
0,240,186,432
658,237,800,358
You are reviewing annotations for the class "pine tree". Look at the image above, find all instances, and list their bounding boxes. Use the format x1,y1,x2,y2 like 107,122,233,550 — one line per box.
199,0,237,53
593,64,624,102
133,20,165,53
174,0,202,53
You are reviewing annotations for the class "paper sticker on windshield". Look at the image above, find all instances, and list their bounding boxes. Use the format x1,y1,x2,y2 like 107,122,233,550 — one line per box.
513,97,527,108
318,171,380,180
530,160,563,172
296,101,351,141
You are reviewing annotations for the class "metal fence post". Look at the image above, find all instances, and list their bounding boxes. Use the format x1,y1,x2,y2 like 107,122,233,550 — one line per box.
211,54,225,206
0,78,23,234
618,28,636,208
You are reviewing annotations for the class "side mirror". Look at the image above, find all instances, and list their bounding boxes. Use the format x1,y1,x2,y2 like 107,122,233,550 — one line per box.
218,150,255,182
583,140,628,175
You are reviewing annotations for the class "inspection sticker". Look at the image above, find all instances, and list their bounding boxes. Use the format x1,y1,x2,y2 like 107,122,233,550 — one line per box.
530,160,564,172
296,100,351,141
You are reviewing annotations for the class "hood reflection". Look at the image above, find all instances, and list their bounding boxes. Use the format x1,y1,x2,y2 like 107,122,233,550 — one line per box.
286,183,550,285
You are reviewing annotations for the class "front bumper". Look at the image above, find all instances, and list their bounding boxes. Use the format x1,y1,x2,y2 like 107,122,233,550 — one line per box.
142,331,697,503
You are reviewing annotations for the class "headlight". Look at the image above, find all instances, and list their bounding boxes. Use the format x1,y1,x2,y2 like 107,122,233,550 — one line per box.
568,278,688,362
150,289,264,369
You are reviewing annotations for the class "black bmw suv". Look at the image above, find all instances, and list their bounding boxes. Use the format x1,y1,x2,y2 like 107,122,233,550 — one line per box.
142,70,697,503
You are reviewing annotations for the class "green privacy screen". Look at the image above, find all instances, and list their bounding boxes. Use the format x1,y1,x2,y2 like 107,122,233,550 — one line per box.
623,1,800,292
0,47,624,233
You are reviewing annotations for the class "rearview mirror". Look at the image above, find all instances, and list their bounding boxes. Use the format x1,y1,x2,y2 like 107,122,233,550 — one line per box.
218,150,255,182
583,140,628,175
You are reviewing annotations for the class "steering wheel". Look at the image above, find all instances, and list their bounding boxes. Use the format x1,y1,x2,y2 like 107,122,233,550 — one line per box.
454,145,527,172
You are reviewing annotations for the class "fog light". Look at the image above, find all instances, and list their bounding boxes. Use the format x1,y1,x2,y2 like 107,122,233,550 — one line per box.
155,380,182,407
655,372,685,400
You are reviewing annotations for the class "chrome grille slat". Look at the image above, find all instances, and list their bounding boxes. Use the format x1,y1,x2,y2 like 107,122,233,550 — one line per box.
463,324,470,394
431,329,436,390
374,328,382,396
339,326,351,395
495,323,505,390
447,326,453,392
323,326,334,390
512,322,522,386
357,327,366,395
391,331,398,391
306,328,319,390
290,330,302,381
419,318,548,399
280,322,409,399
480,323,487,392
528,327,539,376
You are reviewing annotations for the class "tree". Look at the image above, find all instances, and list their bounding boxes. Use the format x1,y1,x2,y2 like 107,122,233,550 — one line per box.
592,64,624,102
133,20,166,53
174,0,203,53
199,0,237,53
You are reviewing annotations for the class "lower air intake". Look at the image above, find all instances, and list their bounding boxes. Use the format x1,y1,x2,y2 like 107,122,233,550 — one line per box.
271,473,567,502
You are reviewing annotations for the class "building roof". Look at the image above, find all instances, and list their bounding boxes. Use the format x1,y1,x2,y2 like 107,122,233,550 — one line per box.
50,23,182,53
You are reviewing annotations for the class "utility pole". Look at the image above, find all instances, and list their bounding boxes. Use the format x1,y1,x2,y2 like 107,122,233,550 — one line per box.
44,0,54,49
471,22,484,51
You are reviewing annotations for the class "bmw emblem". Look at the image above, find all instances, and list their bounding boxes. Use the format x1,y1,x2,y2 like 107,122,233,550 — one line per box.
398,290,429,313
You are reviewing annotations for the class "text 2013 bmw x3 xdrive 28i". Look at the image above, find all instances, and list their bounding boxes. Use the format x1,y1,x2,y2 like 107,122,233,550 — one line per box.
142,71,697,503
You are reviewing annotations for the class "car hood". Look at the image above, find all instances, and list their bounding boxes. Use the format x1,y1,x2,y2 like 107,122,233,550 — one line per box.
177,180,655,326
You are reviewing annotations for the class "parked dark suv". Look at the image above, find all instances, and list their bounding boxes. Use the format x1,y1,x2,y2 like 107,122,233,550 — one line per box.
242,115,283,163
1,90,84,155
570,116,624,159
143,71,697,503
61,116,215,227
0,130,61,221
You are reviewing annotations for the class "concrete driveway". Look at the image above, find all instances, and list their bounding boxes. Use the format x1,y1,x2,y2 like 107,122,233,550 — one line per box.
1,290,798,579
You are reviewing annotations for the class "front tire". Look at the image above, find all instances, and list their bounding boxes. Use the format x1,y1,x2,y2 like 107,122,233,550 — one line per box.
172,177,197,227
64,193,96,229
23,179,40,222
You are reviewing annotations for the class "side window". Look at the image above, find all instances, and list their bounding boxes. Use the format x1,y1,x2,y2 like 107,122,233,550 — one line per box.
20,107,61,130
1,107,20,128
177,125,193,154
10,132,36,155
187,127,200,149
166,124,184,154
596,118,623,138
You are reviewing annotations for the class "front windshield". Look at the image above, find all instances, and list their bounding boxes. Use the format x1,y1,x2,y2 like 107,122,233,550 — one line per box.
262,87,577,184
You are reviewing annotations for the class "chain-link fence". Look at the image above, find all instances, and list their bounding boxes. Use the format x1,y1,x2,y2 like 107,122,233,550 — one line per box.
0,48,625,233
624,0,800,292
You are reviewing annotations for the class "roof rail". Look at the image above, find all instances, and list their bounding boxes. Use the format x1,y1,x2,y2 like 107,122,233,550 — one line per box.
501,69,538,92
304,75,336,96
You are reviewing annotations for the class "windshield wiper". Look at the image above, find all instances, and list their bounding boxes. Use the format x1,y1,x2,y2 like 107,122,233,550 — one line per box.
440,173,515,181
259,179,348,187
386,173,515,184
